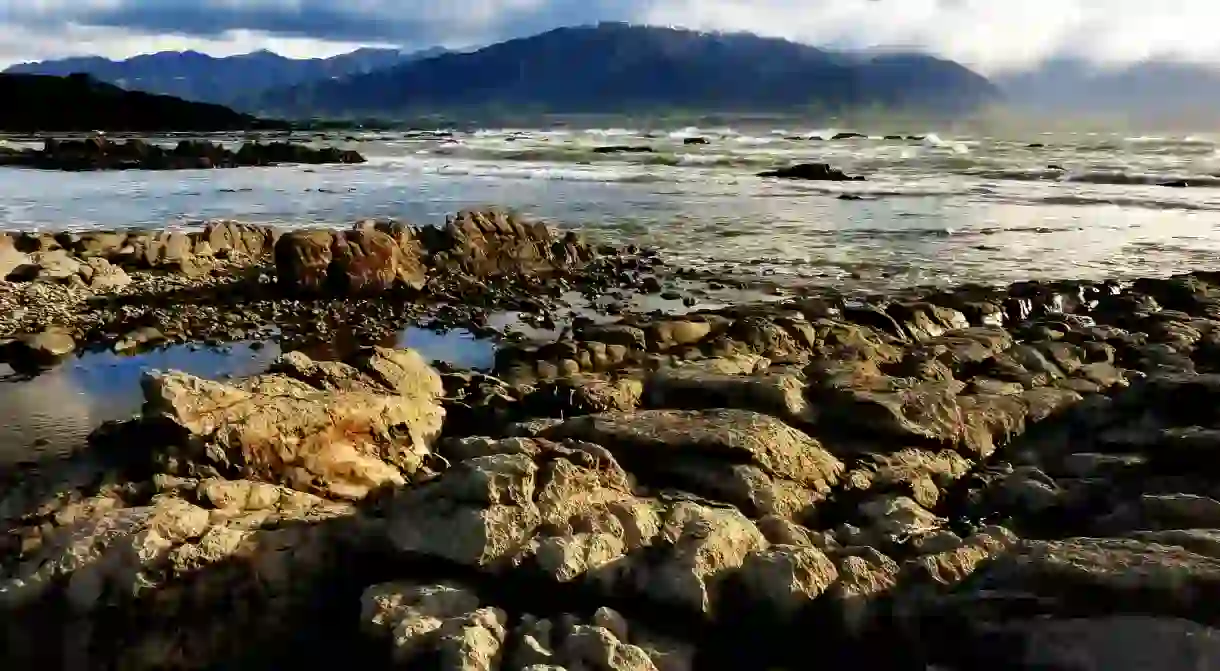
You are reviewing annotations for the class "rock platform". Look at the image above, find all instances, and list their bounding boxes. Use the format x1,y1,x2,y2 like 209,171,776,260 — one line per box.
4,248,1220,668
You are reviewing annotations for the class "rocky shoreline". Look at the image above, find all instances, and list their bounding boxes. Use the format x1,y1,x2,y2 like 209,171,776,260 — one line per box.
3,215,1220,668
0,210,672,368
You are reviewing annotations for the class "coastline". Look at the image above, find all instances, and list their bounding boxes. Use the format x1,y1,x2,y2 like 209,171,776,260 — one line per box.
3,209,1220,667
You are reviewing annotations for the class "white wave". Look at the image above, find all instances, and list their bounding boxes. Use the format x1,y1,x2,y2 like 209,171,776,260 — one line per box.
667,126,703,139
419,161,663,184
731,136,777,146
922,133,971,154
673,153,736,166
582,128,642,138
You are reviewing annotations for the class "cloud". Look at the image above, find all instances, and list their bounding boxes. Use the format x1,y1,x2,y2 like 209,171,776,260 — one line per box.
0,0,1218,72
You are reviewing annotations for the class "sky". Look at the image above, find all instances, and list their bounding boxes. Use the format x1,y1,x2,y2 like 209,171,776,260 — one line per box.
0,0,1218,73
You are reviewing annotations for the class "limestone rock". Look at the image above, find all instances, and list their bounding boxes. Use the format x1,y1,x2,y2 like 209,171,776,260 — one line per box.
388,454,542,568
0,234,31,279
628,502,768,617
140,348,445,500
643,367,815,425
83,257,132,290
857,495,946,545
545,409,844,493
273,229,334,293
735,545,839,621
953,537,1220,620
361,582,495,666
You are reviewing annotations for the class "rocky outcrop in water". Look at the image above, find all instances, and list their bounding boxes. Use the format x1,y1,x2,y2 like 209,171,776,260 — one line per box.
757,163,864,181
0,137,365,171
7,267,1220,668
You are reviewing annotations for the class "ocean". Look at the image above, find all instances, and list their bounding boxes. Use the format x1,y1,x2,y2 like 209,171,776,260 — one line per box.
3,125,1220,294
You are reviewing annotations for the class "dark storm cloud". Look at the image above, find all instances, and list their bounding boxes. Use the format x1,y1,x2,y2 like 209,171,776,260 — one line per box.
9,0,650,46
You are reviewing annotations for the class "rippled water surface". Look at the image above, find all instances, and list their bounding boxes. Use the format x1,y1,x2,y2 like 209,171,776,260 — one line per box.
4,126,1220,290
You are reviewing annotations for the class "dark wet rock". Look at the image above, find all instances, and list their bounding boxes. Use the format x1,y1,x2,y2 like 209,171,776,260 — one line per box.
682,137,709,145
757,163,864,181
3,326,76,366
592,145,655,154
831,132,868,140
919,537,1220,647
1,137,364,171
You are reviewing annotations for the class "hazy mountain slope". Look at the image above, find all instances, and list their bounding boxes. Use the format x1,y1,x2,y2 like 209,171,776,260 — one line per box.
995,58,1220,121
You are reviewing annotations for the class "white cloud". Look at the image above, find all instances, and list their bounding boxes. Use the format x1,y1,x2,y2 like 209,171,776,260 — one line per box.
0,0,1219,72
0,23,381,66
641,0,1220,72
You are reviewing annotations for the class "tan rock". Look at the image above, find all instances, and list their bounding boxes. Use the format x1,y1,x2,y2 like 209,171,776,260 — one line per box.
629,503,767,617
546,409,844,492
141,349,444,500
736,545,839,620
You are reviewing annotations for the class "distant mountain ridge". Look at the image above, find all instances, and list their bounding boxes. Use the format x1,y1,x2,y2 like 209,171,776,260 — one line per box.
995,57,1220,122
256,23,1000,118
3,46,449,107
4,24,999,119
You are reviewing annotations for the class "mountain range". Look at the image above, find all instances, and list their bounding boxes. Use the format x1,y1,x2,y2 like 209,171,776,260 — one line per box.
3,24,998,119
4,46,449,107
994,58,1220,124
253,24,1000,117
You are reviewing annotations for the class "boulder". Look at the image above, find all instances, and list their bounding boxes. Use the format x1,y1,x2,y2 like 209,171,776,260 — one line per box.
361,582,502,667
8,249,82,282
735,545,839,621
0,233,30,279
6,327,76,366
140,348,445,500
274,229,335,293
420,209,596,278
643,367,815,426
545,409,845,495
0,487,362,669
275,225,427,295
83,257,131,290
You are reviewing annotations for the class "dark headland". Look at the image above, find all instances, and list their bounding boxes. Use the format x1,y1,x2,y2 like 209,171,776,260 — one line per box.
0,73,281,132
0,74,365,170
2,209,1219,669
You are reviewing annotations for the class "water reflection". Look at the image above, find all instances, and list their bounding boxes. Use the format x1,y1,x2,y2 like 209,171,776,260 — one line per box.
0,327,498,466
